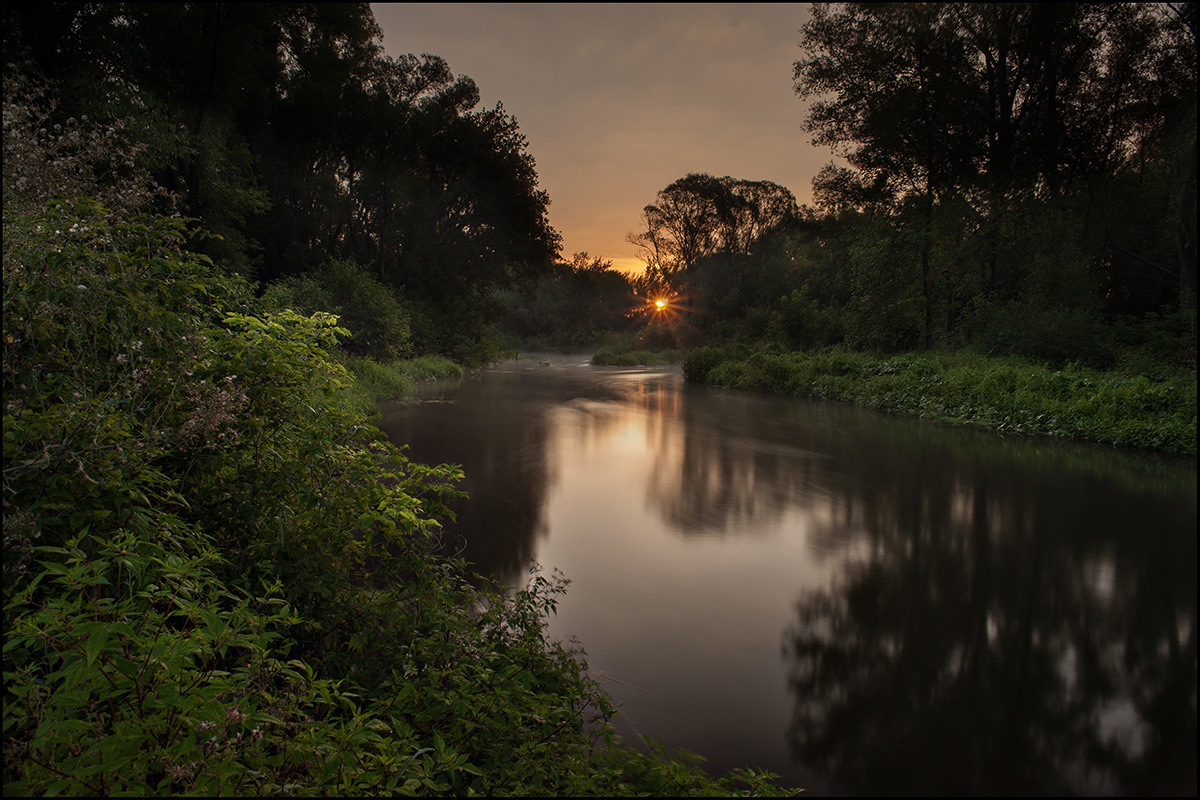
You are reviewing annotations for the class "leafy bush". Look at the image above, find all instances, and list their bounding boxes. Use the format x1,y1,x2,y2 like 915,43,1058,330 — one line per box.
2,72,173,218
4,529,356,796
682,345,731,383
261,258,413,361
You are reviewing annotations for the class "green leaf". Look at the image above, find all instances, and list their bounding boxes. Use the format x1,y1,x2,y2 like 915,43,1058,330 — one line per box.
53,719,95,735
86,628,110,667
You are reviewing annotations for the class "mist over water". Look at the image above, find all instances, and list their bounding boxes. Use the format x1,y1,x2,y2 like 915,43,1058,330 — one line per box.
377,355,1197,796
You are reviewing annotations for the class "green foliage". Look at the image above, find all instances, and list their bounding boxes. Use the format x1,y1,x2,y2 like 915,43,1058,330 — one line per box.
261,258,412,361
691,347,1196,455
408,295,516,366
772,285,847,350
340,355,464,406
3,529,362,796
393,355,465,383
592,342,680,367
341,355,414,405
961,300,1117,368
1110,309,1198,378
498,253,636,352
5,6,562,367
683,345,732,383
779,2,1196,361
2,71,172,218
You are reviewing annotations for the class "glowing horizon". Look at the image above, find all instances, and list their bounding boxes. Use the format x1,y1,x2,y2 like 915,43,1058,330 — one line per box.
371,4,822,277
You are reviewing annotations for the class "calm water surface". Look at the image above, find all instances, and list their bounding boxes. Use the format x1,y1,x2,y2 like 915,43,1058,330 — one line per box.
376,354,1197,796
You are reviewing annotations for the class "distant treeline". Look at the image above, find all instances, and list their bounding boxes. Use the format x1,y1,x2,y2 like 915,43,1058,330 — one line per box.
602,3,1196,371
4,2,1194,368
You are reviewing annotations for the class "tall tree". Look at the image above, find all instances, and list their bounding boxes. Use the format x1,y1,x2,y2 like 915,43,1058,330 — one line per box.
4,2,562,358
1150,1,1197,309
627,173,799,309
796,3,973,348
796,2,1197,347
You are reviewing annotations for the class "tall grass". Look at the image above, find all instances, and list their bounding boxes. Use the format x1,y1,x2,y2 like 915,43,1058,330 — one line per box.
343,354,464,403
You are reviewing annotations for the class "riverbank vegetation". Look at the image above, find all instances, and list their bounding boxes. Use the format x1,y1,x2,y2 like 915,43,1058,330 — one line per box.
342,355,464,406
616,3,1195,456
2,8,794,796
684,345,1196,455
591,343,678,367
2,201,789,796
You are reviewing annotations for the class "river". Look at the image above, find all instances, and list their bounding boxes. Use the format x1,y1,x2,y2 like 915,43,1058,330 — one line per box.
375,353,1197,796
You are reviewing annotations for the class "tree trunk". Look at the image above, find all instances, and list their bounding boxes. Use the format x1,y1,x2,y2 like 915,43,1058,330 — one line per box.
1177,135,1198,311
922,194,935,350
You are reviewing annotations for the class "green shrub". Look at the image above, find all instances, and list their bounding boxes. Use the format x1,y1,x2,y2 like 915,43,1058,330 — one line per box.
261,259,412,361
3,529,365,796
682,345,730,383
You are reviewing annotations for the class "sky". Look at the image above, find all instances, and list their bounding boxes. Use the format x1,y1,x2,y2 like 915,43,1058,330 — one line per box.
371,3,824,274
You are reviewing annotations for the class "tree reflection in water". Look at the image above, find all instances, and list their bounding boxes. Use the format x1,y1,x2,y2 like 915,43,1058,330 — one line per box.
637,380,1195,793
380,360,1196,795
782,460,1196,795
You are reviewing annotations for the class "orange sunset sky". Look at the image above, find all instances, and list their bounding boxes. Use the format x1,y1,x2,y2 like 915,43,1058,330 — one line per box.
372,3,826,274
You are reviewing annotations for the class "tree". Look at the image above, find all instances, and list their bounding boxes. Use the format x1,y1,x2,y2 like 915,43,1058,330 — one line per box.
627,173,799,313
1149,1,1197,310
796,2,1197,351
4,3,563,359
796,3,973,349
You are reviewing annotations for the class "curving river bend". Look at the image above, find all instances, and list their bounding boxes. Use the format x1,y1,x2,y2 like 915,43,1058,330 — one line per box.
376,354,1197,796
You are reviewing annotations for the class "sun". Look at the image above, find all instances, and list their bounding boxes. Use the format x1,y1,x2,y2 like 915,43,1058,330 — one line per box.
637,292,684,323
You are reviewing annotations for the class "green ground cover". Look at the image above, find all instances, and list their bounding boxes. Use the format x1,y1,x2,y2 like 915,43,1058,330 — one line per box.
684,345,1197,456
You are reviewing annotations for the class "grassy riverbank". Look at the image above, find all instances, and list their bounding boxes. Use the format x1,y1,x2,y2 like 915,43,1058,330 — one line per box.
591,346,679,367
342,354,464,404
683,345,1197,456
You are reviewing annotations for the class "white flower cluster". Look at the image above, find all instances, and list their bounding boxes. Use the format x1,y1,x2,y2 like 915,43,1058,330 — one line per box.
3,73,172,216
